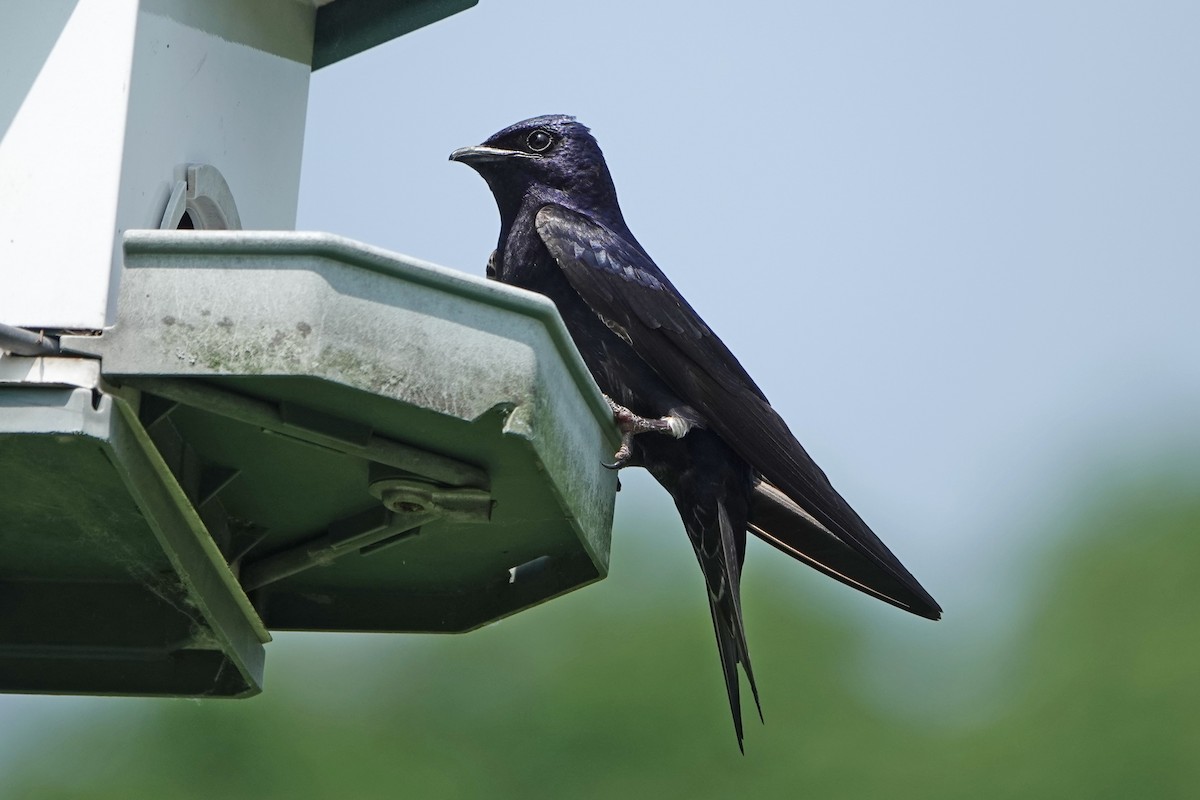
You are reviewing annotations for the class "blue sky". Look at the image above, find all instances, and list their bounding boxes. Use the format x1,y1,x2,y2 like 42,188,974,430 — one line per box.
3,0,1199,760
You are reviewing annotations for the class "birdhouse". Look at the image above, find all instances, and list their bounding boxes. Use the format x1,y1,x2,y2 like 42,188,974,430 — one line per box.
0,0,617,698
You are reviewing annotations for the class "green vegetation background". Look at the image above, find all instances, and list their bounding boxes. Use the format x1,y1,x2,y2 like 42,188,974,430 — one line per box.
6,463,1198,798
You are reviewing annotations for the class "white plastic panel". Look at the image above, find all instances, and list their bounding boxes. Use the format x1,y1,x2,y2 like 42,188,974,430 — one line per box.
0,0,139,329
0,0,313,330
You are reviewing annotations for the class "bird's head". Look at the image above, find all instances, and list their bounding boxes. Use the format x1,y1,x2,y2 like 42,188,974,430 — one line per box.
450,115,620,221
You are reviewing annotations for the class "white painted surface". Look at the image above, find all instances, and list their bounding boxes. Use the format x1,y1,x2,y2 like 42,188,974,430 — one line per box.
0,0,313,329
0,354,101,388
116,3,312,242
0,0,138,329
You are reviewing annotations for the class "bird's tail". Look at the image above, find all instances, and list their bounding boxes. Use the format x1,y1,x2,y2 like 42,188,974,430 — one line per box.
696,498,761,753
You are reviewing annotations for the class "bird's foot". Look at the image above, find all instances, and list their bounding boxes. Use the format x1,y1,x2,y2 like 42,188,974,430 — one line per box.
602,396,692,469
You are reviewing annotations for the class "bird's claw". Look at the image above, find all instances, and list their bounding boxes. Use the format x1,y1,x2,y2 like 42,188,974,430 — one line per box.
602,395,687,469
602,433,635,470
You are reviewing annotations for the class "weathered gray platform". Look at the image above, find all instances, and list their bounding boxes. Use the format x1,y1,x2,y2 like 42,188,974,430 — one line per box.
1,230,618,696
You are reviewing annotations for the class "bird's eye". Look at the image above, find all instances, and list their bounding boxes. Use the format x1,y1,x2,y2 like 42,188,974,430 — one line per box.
526,130,554,152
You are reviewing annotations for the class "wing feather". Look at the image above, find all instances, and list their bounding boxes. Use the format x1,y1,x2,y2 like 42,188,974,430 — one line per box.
535,205,941,619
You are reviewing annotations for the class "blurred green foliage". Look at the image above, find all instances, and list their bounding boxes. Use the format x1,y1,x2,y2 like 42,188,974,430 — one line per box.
6,469,1199,799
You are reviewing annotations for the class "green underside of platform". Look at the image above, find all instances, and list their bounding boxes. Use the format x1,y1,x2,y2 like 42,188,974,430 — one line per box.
0,431,258,696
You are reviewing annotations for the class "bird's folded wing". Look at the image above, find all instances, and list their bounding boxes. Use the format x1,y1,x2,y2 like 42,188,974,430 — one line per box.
749,481,938,617
535,204,941,620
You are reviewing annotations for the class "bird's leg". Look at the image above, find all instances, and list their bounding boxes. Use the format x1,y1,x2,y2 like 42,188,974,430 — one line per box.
602,395,693,470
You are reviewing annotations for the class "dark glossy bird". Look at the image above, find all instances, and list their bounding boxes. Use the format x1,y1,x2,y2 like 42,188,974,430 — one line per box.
451,115,941,750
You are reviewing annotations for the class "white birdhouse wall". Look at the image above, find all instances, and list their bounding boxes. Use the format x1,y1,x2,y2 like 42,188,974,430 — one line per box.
0,0,314,329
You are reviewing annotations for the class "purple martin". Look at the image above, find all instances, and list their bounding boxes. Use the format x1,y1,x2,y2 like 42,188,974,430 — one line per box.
451,115,941,750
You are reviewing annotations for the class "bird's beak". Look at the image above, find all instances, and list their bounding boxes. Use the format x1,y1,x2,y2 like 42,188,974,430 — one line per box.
449,145,536,165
